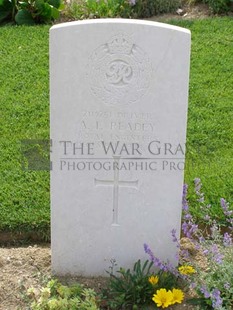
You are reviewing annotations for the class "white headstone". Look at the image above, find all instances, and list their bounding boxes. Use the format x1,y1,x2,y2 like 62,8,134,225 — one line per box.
50,19,191,276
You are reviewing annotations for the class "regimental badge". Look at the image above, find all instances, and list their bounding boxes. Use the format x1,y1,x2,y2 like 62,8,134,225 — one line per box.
87,34,152,105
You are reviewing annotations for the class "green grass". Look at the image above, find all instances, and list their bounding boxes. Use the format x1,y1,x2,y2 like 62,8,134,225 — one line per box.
170,18,233,220
0,25,51,238
0,18,232,238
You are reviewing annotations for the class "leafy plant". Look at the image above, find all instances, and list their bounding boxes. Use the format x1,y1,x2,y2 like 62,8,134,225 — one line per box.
0,0,63,25
0,0,15,23
133,0,181,18
203,0,232,14
65,0,181,20
104,260,154,309
144,180,233,309
27,279,100,310
65,0,134,20
182,0,203,5
181,181,233,309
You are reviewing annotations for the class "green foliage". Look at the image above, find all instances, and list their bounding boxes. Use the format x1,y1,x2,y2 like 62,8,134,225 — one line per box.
181,182,233,309
104,260,154,309
15,9,35,25
203,0,232,14
154,270,179,291
104,259,184,309
0,0,15,23
134,0,181,18
185,231,233,309
0,0,63,25
182,0,202,5
183,0,233,13
27,279,100,309
65,0,181,20
65,0,133,19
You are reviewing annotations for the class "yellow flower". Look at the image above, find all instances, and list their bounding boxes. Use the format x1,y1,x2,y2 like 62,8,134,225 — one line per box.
148,275,159,285
171,288,184,304
178,265,196,275
152,288,173,308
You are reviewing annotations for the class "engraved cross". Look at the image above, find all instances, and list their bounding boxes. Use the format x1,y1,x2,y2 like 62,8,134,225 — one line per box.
94,157,138,226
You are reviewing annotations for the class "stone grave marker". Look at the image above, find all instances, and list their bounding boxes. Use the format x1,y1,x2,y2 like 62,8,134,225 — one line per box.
50,19,191,276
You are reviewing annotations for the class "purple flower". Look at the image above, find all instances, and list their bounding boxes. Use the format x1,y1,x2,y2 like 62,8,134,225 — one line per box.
182,203,189,212
194,178,206,204
181,221,198,239
214,254,224,265
225,210,232,216
203,215,210,221
171,229,180,249
144,243,163,270
200,286,210,298
190,282,197,289
211,244,224,264
223,232,232,247
143,243,180,277
198,236,206,243
171,229,178,242
180,249,190,259
220,198,228,213
181,221,189,235
184,214,192,220
188,223,198,238
189,223,198,234
182,184,189,211
182,184,188,201
220,198,233,229
211,289,222,309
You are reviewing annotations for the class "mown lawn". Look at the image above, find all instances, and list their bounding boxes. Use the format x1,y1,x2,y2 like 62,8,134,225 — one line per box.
0,25,50,237
0,18,232,238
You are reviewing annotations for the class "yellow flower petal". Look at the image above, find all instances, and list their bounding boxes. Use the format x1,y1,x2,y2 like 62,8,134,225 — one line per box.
148,275,159,285
152,288,173,308
178,265,196,275
171,288,184,304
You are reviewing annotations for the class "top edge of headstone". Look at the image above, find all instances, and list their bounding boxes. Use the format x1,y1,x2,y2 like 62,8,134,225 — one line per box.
50,18,190,35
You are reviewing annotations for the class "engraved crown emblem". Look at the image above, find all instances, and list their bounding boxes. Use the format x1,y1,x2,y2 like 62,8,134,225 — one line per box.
107,34,133,55
88,33,152,105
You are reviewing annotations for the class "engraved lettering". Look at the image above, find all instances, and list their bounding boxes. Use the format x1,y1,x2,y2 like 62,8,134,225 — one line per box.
101,141,142,156
60,141,72,155
148,140,161,155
